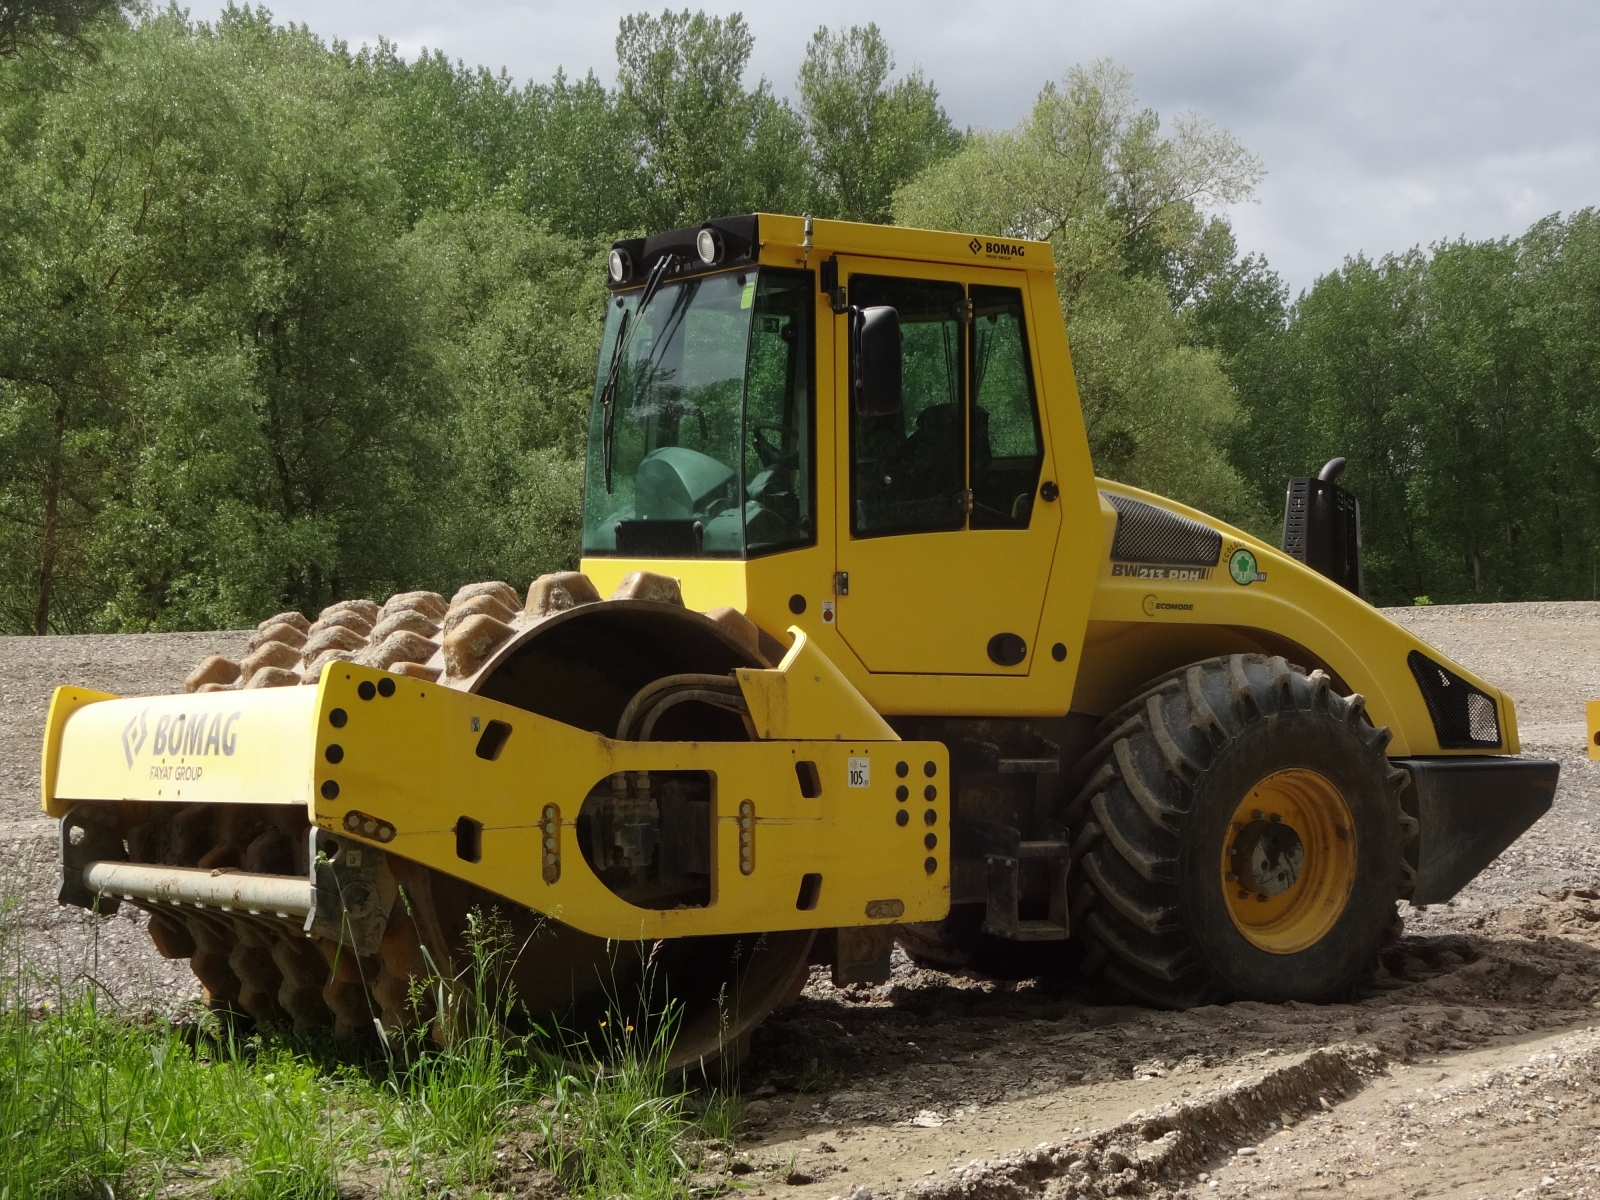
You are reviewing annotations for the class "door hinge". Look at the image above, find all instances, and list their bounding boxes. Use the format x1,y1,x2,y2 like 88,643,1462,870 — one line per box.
954,297,974,325
956,488,974,514
833,571,850,596
820,255,847,314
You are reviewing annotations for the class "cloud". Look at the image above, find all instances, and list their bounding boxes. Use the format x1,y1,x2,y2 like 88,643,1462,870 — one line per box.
226,0,1600,291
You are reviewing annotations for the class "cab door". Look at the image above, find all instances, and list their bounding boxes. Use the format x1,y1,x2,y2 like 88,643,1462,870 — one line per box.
832,257,1061,676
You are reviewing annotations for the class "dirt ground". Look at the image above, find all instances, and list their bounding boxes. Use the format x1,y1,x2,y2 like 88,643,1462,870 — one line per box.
4,603,1600,1198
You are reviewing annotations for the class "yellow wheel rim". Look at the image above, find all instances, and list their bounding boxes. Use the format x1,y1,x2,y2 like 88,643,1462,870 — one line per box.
1220,768,1356,955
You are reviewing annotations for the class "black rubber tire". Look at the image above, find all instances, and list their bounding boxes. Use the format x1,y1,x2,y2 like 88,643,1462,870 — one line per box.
1064,653,1415,1008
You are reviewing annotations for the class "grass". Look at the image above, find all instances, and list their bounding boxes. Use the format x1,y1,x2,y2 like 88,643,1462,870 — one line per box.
0,898,747,1199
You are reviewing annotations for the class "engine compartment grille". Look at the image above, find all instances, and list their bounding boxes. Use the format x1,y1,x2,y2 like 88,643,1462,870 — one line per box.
1105,493,1222,567
1407,650,1502,749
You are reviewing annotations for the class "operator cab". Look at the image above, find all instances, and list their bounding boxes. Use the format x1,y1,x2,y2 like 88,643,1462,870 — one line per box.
581,213,1075,681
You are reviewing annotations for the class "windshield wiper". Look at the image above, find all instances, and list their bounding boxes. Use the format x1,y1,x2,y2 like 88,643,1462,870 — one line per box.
599,307,631,493
600,254,679,493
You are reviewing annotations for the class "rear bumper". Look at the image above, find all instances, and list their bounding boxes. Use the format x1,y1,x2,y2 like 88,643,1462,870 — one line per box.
1396,756,1559,905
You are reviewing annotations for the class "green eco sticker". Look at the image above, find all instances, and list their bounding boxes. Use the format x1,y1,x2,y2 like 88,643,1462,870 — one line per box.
741,280,755,309
1228,548,1264,585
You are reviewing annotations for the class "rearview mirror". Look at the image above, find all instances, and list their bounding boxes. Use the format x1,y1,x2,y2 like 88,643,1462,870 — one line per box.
853,305,902,417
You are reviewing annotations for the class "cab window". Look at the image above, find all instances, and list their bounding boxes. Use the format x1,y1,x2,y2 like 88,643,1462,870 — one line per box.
847,275,1043,539
847,275,966,537
970,285,1043,529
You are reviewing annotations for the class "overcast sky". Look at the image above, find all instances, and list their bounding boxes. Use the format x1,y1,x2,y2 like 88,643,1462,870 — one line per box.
218,0,1600,295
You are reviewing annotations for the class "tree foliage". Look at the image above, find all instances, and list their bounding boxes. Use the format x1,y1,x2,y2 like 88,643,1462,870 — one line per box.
895,61,1267,526
797,23,962,223
0,0,124,61
2,8,1586,635
1224,216,1600,605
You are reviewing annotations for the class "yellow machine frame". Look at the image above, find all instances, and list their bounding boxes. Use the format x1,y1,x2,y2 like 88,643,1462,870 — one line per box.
43,633,949,940
581,214,1516,759
41,212,1529,958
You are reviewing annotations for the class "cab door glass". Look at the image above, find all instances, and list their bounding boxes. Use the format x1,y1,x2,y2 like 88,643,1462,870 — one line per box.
848,275,967,537
742,268,816,555
969,284,1043,530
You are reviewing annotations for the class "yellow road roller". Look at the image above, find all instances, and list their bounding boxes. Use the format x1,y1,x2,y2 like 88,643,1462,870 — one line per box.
42,214,1558,1064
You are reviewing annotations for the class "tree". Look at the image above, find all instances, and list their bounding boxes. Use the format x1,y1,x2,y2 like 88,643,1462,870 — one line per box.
796,23,961,224
518,68,641,243
614,9,806,230
894,60,1266,527
1242,222,1600,605
401,207,606,588
896,61,1261,318
0,0,124,60
0,9,451,633
359,42,525,221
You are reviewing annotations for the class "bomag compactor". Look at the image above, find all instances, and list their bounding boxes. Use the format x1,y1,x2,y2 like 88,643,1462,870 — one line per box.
43,215,1559,1064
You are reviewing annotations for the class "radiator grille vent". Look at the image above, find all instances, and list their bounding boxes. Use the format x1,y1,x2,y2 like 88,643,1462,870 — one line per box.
1407,650,1502,749
1105,493,1222,567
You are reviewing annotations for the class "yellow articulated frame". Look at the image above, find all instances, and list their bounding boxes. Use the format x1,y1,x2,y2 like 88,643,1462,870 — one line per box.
308,670,946,940
1083,481,1521,756
43,636,949,942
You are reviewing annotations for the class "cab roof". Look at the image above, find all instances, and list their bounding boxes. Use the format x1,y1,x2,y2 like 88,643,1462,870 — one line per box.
605,213,1056,292
759,213,1056,274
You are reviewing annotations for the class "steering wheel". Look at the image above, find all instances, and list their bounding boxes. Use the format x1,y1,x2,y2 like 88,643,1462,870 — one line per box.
750,420,800,469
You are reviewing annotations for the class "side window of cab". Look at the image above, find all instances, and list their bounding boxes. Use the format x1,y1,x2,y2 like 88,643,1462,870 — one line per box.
848,276,1043,538
847,275,967,537
969,284,1043,529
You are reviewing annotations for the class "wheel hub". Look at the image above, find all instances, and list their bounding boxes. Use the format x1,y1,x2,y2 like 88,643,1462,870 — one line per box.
1220,768,1357,955
1229,817,1305,896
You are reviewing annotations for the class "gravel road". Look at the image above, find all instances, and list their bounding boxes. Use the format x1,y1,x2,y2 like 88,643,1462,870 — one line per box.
0,631,242,1008
4,604,1599,1198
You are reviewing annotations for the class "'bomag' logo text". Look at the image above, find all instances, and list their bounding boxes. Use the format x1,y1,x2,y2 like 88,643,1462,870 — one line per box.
121,706,241,768
970,238,1026,259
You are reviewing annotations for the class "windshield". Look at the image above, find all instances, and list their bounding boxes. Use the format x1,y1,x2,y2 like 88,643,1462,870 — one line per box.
582,267,815,559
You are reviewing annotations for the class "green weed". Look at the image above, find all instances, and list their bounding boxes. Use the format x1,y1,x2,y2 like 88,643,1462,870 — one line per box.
0,892,742,1199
